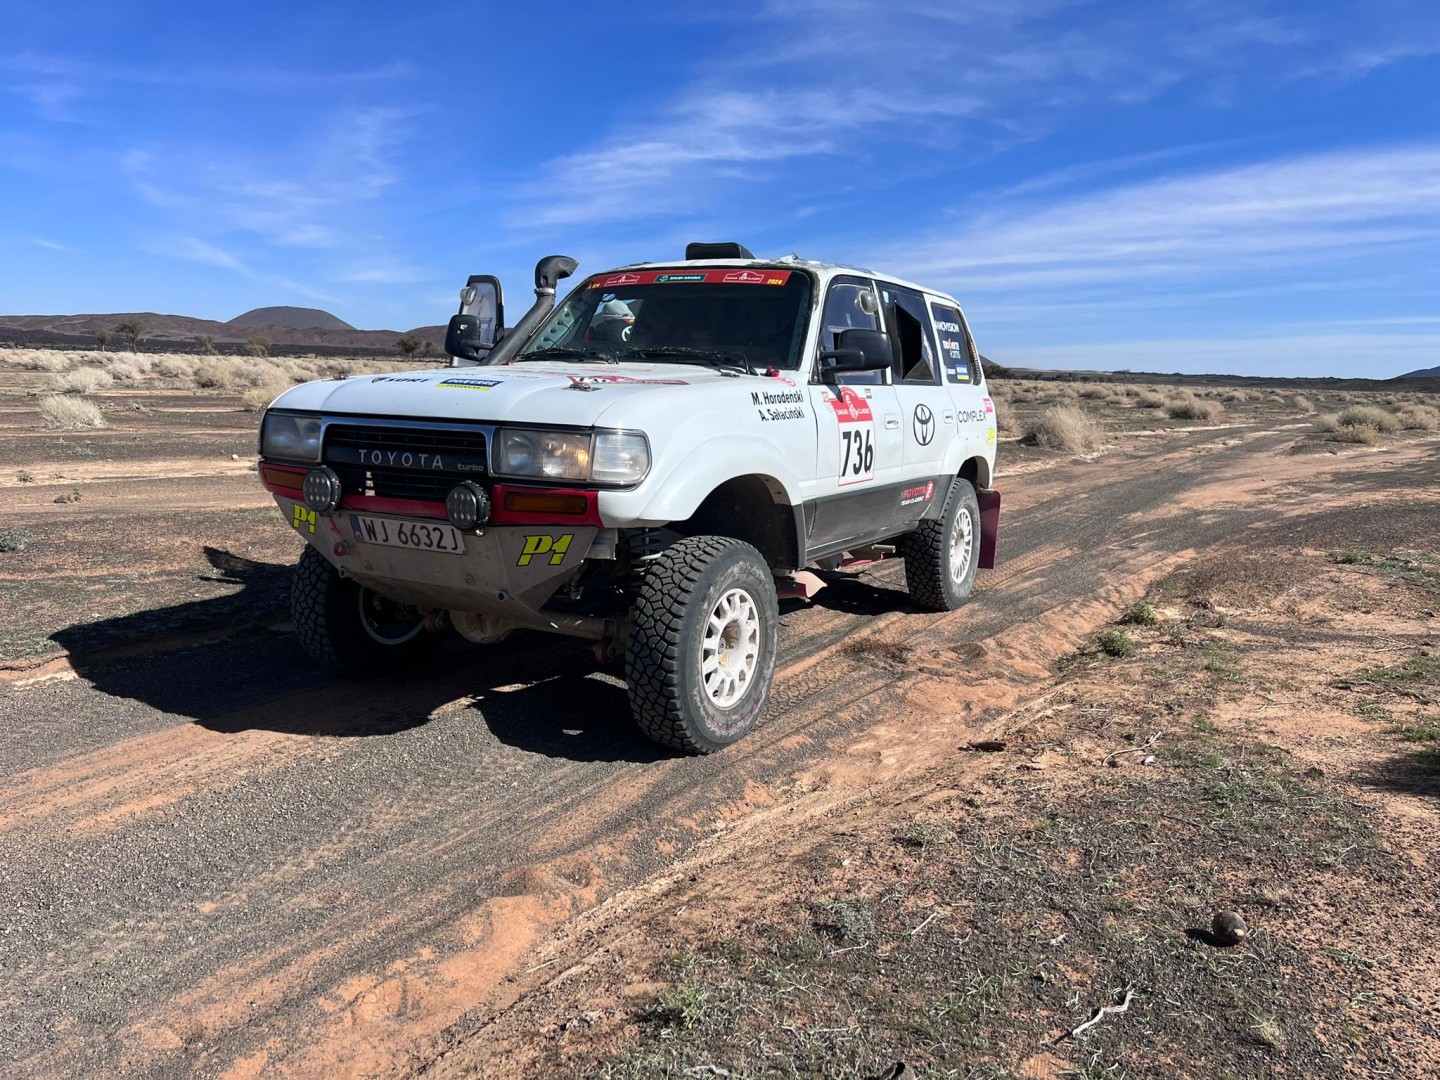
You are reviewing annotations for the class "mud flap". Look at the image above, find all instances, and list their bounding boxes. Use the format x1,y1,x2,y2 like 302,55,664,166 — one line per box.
977,488,1001,570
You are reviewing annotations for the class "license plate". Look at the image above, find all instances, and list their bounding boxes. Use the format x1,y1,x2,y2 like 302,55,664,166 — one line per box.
349,514,465,554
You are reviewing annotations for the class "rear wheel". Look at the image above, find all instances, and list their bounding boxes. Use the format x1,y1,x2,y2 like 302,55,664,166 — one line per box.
903,477,980,612
291,545,438,678
626,536,778,754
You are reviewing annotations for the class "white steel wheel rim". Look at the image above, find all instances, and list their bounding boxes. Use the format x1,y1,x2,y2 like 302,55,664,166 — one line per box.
949,507,975,585
701,587,761,708
358,589,425,646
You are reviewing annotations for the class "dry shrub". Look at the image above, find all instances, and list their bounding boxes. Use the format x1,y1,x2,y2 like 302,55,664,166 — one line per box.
1075,385,1109,400
1221,388,1255,403
105,356,151,381
194,360,235,389
57,367,114,394
1328,423,1382,445
241,381,292,411
1165,393,1224,422
1336,405,1399,433
1134,391,1166,408
1291,395,1315,414
154,355,198,378
7,349,75,372
1024,404,1105,453
1394,404,1440,431
39,395,105,429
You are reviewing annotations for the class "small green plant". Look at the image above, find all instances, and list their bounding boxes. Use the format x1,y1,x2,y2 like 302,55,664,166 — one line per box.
651,983,709,1030
1098,629,1135,657
1122,601,1159,626
1333,548,1373,565
17,470,34,483
0,528,31,553
53,488,83,504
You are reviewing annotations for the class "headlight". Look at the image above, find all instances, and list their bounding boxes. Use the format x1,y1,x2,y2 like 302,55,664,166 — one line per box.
260,412,322,463
591,431,650,484
496,429,591,481
493,429,650,484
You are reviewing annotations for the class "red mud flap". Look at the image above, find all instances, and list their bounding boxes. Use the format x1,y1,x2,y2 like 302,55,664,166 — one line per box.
978,489,1001,570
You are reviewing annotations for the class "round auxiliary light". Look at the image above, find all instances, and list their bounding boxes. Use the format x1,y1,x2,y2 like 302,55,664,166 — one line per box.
302,466,343,512
446,481,492,532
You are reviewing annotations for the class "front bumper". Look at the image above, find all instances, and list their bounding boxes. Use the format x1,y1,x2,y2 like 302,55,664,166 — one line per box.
273,493,601,621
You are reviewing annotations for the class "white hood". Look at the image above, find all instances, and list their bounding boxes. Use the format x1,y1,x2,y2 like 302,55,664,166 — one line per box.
268,361,736,428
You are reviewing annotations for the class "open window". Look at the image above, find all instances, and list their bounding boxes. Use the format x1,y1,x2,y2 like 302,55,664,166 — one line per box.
881,286,939,385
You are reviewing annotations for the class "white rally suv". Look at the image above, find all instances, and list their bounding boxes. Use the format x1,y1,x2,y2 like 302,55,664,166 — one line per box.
258,244,1000,753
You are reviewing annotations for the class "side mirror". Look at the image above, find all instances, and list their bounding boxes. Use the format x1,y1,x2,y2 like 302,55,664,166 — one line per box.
447,275,504,361
820,328,892,380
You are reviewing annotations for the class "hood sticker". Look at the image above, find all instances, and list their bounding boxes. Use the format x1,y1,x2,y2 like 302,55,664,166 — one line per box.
437,377,503,391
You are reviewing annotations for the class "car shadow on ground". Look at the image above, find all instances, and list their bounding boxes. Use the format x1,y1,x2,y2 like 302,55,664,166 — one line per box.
799,570,917,617
51,547,672,761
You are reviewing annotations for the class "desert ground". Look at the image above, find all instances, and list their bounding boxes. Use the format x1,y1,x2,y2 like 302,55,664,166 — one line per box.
0,348,1437,1079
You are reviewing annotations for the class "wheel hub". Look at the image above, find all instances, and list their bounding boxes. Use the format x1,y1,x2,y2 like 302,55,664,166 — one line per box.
701,588,761,708
949,507,975,585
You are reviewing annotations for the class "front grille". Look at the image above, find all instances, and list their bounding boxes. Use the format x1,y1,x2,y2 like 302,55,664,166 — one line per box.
324,423,488,501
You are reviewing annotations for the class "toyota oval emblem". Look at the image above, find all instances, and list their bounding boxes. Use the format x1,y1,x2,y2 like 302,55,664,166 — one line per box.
913,403,935,446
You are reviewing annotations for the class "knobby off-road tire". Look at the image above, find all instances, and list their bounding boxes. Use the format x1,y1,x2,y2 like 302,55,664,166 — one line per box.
626,536,779,754
903,476,981,612
291,545,437,678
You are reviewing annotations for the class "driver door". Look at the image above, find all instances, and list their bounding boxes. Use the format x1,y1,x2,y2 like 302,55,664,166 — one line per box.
807,277,904,553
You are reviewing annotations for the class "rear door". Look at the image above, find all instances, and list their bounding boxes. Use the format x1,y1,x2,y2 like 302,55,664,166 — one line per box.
882,284,950,514
929,296,995,466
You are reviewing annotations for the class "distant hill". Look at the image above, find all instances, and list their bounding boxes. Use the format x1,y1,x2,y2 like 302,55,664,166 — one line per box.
0,308,446,358
1401,365,1440,378
227,306,355,332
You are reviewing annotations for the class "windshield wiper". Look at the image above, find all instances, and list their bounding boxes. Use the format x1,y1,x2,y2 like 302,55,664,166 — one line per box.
515,347,619,364
620,347,756,374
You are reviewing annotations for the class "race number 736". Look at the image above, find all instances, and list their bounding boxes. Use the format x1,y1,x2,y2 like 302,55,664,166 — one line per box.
839,426,875,482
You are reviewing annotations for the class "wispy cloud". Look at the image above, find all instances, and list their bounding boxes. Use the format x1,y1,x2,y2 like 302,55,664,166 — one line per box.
890,145,1440,293
507,2,1440,235
28,236,72,251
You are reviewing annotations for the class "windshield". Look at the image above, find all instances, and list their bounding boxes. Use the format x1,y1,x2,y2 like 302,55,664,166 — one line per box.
518,268,814,370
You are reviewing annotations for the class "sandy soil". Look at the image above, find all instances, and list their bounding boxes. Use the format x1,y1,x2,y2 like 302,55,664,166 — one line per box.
0,355,1436,1078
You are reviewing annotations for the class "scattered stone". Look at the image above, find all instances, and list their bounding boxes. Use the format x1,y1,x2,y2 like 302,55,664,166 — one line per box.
1212,909,1248,945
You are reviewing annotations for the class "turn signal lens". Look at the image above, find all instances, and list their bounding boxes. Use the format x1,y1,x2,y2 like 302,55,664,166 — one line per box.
502,491,590,515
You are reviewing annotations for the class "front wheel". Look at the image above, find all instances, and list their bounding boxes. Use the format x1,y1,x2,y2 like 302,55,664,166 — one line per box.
626,536,779,754
291,545,438,678
903,477,981,612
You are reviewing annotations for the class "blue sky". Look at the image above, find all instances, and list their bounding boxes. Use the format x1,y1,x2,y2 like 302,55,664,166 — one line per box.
2,1,1438,377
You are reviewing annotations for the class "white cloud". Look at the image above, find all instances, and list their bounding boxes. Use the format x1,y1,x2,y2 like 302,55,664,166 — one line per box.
890,145,1440,293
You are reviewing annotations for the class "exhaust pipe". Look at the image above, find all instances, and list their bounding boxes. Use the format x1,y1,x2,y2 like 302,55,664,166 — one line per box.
482,255,578,366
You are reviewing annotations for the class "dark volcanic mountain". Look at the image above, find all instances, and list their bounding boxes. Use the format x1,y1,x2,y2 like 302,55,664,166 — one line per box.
0,308,445,357
1401,365,1440,378
227,306,355,332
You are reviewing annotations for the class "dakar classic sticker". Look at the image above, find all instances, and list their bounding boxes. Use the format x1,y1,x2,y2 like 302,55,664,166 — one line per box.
827,387,875,487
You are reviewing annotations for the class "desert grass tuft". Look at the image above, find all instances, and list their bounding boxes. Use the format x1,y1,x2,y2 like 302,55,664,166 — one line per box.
39,394,105,430
57,367,114,394
1024,404,1105,453
1165,393,1224,422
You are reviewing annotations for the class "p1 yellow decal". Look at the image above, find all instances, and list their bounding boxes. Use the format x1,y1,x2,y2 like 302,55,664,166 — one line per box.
517,533,574,567
292,504,317,534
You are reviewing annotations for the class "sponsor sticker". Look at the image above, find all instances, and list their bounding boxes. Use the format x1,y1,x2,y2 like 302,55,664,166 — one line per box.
517,533,574,567
900,480,936,508
291,504,317,534
586,269,792,288
371,376,429,383
566,374,688,386
437,377,502,391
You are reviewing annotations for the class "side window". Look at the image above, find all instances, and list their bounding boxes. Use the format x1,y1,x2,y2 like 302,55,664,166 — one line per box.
881,286,938,385
930,301,974,385
820,277,883,385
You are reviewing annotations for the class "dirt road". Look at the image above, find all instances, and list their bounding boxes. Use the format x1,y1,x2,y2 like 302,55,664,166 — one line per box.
1,418,1433,1078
